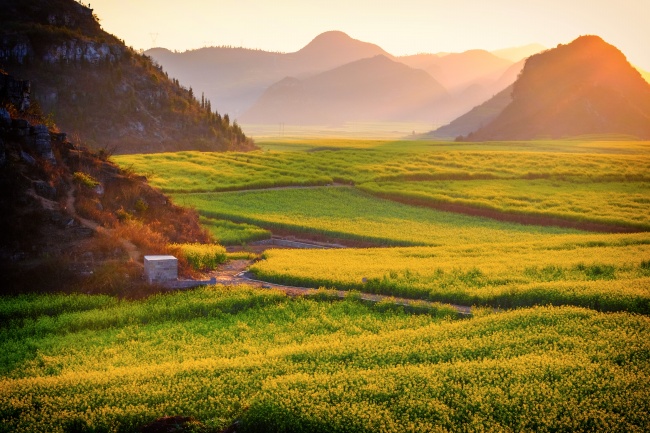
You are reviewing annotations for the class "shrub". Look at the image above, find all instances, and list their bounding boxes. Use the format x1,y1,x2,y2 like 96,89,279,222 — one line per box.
169,243,227,271
73,171,100,188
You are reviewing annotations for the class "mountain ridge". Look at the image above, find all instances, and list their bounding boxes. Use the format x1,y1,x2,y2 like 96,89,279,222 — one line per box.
147,31,547,124
147,31,390,117
239,55,449,124
463,35,650,141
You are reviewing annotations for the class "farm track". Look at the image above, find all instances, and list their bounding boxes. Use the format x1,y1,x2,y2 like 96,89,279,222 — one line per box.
207,260,473,316
62,183,464,313
62,181,631,316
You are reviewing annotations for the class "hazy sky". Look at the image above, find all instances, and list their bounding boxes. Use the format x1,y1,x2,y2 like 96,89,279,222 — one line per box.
90,0,650,69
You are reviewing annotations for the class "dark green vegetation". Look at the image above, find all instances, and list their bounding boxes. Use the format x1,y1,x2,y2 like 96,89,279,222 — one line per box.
0,0,255,153
199,216,271,246
1,287,649,432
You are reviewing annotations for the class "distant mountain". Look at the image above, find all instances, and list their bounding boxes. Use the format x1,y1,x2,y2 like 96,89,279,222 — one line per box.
427,59,525,139
491,43,546,62
637,67,650,84
240,55,449,124
0,0,253,153
289,31,393,74
398,50,516,120
146,31,390,117
429,85,513,139
464,36,650,141
400,50,513,92
149,32,530,125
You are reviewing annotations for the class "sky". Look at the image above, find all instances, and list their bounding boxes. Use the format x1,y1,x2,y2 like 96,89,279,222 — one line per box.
89,0,650,70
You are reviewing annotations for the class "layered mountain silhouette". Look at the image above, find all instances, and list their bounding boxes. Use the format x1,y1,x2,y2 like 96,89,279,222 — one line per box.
289,31,393,75
240,55,448,124
398,50,519,120
462,36,650,140
147,31,390,117
491,43,546,62
147,31,532,125
429,85,513,139
399,50,513,92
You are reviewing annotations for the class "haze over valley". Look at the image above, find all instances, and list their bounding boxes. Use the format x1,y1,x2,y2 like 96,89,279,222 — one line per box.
146,31,542,128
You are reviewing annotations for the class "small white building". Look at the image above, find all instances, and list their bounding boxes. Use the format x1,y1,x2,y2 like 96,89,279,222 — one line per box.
144,255,178,284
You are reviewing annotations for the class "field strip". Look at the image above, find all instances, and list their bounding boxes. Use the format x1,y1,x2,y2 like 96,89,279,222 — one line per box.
233,270,473,316
363,190,647,233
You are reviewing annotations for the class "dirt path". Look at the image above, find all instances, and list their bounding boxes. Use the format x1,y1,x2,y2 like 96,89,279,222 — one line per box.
62,185,472,315
206,260,473,316
65,187,141,262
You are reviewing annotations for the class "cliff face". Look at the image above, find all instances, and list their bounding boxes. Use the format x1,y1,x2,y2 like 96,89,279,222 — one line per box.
0,71,213,295
0,0,119,63
0,0,254,153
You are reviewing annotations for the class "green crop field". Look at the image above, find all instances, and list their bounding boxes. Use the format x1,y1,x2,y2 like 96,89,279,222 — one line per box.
199,216,271,245
175,187,581,246
114,139,650,239
113,140,650,194
359,179,650,229
17,137,642,432
2,287,649,432
251,232,650,313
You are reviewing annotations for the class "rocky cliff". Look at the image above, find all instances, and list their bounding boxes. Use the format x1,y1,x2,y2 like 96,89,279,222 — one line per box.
0,0,254,153
0,70,213,295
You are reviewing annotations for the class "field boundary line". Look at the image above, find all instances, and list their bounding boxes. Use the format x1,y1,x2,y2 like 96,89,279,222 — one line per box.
234,271,473,316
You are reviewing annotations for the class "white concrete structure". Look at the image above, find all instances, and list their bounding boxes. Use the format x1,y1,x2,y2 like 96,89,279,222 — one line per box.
144,255,178,284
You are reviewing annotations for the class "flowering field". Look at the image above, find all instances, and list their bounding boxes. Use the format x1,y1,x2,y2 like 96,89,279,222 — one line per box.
177,187,581,246
11,138,642,431
113,140,650,194
114,139,650,239
1,287,649,432
252,232,650,313
359,179,650,229
168,243,227,271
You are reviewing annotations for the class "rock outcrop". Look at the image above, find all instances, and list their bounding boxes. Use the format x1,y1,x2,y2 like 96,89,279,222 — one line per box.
1,72,55,162
0,0,254,153
0,73,30,111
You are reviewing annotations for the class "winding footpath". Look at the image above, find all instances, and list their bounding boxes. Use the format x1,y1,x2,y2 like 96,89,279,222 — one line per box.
207,259,473,316
60,187,471,315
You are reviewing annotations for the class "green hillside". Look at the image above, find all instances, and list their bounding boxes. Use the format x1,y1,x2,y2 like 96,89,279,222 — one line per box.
0,0,254,153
